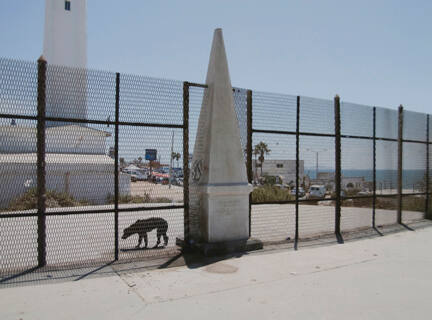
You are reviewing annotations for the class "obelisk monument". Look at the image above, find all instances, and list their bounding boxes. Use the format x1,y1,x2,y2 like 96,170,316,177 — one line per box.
188,29,259,254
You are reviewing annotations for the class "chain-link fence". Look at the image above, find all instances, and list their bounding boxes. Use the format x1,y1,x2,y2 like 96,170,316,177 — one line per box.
1,56,431,278
247,92,430,246
1,57,186,277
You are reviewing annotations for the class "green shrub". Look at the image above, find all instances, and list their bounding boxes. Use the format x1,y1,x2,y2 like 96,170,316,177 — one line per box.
251,185,293,203
108,193,172,204
6,188,90,211
341,195,426,213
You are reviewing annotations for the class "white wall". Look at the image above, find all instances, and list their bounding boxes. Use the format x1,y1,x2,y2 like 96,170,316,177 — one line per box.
252,160,305,183
0,125,109,154
0,160,130,208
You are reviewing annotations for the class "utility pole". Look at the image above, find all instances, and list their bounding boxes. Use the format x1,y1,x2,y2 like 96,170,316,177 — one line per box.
169,131,174,189
305,148,327,179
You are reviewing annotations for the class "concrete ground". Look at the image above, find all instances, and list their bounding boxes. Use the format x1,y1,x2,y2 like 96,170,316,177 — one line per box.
1,223,432,320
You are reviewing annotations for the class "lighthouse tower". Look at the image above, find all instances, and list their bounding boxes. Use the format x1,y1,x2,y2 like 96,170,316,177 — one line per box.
43,0,87,68
43,0,87,125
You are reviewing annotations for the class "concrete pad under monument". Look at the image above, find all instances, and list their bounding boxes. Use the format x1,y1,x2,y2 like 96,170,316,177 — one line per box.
179,29,262,255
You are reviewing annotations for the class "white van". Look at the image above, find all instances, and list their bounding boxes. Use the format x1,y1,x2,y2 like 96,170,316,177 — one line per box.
309,185,326,198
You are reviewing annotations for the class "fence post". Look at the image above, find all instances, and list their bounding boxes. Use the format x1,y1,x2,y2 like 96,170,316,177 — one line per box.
397,105,403,224
246,90,253,238
295,96,300,249
334,95,343,243
426,115,430,219
114,73,120,260
373,107,377,228
37,56,47,267
183,82,190,244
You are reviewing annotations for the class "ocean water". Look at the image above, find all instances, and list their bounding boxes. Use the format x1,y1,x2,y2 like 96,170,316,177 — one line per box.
305,169,428,188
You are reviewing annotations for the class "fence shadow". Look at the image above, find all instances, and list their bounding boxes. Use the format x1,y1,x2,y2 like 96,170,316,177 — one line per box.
1,220,431,289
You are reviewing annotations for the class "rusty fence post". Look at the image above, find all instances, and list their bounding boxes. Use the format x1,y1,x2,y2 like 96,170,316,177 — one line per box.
373,107,377,228
397,105,404,224
426,115,430,219
114,73,120,260
295,96,300,249
183,82,190,244
37,56,47,267
247,90,253,238
334,95,343,243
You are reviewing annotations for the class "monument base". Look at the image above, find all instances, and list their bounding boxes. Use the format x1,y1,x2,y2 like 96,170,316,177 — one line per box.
176,237,263,257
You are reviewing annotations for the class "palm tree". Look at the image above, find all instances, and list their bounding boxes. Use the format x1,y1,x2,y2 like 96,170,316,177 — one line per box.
172,152,181,168
254,142,271,177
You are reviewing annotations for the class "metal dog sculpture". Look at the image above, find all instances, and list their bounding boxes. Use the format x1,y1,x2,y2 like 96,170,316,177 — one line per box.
122,217,169,248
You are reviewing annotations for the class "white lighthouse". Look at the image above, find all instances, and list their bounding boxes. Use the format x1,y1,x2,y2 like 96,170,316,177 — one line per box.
43,0,88,124
43,0,87,68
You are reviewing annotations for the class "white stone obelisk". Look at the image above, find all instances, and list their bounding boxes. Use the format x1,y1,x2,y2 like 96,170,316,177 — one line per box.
43,0,87,125
189,29,252,245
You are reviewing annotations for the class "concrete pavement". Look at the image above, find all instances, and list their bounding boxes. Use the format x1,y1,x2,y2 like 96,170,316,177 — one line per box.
1,225,432,320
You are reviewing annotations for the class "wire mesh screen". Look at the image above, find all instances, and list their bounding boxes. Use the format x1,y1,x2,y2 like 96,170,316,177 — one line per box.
0,58,37,117
119,209,182,261
116,73,184,259
340,102,374,232
376,140,398,195
341,102,373,137
251,133,296,242
44,122,115,207
402,142,426,193
300,96,334,134
118,126,184,259
119,74,183,125
340,138,373,232
376,106,398,140
0,119,39,276
46,213,114,267
252,91,296,132
0,216,38,276
233,88,248,160
299,135,335,238
46,64,116,126
402,109,427,223
0,55,39,277
403,110,427,142
249,91,297,243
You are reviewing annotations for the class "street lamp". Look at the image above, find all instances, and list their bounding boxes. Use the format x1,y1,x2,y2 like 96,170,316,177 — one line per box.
305,148,328,179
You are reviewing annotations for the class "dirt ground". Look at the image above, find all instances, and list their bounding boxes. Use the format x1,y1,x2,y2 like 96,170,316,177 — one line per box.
130,181,183,202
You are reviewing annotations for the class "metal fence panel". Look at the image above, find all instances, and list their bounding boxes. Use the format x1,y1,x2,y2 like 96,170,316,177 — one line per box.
299,135,335,238
340,138,374,232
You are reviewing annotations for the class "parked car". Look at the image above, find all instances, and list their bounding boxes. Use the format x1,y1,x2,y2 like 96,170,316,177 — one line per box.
177,178,184,186
357,191,370,196
290,187,305,197
130,170,147,182
309,185,326,198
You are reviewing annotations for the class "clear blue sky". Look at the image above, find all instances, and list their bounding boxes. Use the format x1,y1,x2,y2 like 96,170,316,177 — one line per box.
0,0,431,114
